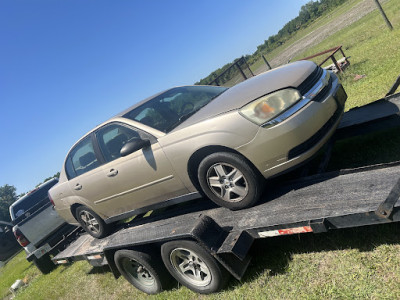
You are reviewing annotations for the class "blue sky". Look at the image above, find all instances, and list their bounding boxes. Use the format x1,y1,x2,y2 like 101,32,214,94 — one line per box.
1,0,309,194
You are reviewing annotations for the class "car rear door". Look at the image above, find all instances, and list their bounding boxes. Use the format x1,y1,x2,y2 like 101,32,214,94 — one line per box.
65,135,110,217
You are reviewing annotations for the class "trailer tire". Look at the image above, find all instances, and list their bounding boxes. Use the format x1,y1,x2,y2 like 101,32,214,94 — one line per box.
198,152,263,210
114,249,173,295
33,254,56,274
161,240,230,294
76,206,109,239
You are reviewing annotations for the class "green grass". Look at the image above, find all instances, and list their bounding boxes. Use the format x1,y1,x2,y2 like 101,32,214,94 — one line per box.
252,0,400,112
292,0,400,110
3,220,400,299
2,1,400,299
250,0,364,72
0,251,37,299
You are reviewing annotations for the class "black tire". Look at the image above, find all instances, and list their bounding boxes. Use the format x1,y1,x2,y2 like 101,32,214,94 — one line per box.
33,254,56,274
161,240,230,294
76,206,109,239
114,249,174,295
198,152,263,210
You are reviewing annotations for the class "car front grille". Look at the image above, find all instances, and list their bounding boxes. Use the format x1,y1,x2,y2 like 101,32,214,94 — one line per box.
297,67,323,95
312,75,332,102
297,66,332,103
287,107,342,160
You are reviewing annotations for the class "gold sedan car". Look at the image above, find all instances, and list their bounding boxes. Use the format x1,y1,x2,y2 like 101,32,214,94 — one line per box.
49,61,347,238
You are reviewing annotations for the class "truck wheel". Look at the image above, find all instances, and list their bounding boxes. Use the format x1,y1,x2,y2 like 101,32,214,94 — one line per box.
76,206,109,239
161,240,230,294
33,254,56,274
114,249,173,295
198,152,263,210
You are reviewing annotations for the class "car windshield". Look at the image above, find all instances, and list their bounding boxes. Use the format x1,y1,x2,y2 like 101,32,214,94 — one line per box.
123,86,228,133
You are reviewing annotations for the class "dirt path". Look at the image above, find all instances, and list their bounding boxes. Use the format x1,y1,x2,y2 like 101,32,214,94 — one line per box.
254,0,380,74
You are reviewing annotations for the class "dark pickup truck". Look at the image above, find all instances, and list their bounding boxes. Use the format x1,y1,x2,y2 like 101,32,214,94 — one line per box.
9,178,76,273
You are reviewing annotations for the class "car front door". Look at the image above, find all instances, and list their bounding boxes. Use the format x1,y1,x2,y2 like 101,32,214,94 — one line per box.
92,122,189,220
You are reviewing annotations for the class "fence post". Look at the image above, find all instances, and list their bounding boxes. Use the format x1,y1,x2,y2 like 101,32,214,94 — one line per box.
262,55,272,70
373,0,393,30
235,61,247,80
242,57,254,76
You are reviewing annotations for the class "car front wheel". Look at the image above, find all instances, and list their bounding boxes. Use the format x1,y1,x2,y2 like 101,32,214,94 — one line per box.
198,152,263,210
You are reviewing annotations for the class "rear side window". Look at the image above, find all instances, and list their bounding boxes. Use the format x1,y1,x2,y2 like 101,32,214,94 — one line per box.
66,136,100,179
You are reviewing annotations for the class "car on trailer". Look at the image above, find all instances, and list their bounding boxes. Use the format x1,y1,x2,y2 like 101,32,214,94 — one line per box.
51,91,400,295
49,60,347,238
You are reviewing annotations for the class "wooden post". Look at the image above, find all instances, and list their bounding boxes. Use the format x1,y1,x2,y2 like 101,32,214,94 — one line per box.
235,61,247,80
373,0,393,30
242,57,254,77
262,55,272,70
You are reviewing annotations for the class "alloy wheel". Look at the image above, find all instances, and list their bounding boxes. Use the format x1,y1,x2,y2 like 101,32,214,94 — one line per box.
206,163,249,202
79,210,100,235
121,257,156,287
169,247,212,287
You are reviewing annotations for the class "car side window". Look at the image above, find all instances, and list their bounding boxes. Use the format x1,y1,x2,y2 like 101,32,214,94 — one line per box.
96,123,142,162
66,136,100,179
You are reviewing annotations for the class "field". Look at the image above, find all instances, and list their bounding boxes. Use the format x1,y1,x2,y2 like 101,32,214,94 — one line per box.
2,0,400,299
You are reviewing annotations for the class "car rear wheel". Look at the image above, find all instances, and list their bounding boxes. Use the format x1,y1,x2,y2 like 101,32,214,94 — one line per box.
161,240,230,294
76,206,109,239
114,249,173,294
198,152,263,210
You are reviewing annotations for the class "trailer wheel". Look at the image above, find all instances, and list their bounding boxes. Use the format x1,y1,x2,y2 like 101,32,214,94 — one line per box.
76,206,109,239
161,240,230,294
114,249,173,295
198,152,263,210
33,254,56,274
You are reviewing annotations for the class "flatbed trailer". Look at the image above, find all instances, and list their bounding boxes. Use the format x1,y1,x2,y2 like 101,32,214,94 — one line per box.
53,92,400,295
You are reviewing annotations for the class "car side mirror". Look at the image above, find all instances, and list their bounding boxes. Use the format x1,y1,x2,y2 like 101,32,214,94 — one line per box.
120,139,151,157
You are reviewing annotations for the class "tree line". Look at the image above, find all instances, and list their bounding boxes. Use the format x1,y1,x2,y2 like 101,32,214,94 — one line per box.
0,172,60,222
196,0,348,86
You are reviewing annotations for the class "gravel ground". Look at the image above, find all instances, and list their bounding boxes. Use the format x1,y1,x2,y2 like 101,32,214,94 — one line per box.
254,0,381,74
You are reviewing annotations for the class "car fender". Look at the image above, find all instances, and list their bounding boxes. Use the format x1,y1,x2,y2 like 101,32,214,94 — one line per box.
158,111,259,190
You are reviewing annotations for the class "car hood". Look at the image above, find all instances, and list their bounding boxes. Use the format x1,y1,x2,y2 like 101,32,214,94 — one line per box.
174,60,317,131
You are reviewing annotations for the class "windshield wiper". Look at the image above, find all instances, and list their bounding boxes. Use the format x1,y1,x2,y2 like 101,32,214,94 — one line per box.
179,108,200,123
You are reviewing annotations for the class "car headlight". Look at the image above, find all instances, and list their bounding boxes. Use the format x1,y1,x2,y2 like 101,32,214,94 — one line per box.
239,88,302,126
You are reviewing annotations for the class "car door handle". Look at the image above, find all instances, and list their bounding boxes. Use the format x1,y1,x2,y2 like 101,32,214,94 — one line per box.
74,183,82,190
107,169,118,177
